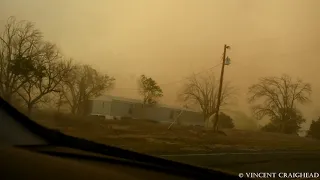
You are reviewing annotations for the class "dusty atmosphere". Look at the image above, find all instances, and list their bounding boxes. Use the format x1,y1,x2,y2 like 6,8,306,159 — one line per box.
2,0,320,129
2,1,320,176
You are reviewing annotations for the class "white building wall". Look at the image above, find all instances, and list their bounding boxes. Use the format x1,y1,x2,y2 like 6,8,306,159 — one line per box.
110,100,135,117
133,106,175,122
88,95,204,126
90,100,112,115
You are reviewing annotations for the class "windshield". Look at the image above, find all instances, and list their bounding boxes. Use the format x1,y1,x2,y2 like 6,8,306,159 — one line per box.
1,0,320,179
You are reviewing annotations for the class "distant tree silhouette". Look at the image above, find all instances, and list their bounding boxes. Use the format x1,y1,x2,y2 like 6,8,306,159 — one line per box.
248,74,311,134
138,74,163,106
60,64,115,115
178,72,236,130
307,117,320,140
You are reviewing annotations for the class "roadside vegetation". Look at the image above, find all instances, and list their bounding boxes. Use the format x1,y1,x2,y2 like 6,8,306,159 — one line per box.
2,16,320,154
30,111,320,154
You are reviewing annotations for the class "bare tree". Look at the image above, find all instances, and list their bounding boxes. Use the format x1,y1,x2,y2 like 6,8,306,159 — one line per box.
248,74,311,133
61,64,115,115
16,43,73,114
178,72,236,129
138,74,163,106
0,16,43,103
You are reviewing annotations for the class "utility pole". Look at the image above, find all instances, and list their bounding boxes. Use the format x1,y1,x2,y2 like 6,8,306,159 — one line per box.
214,44,230,132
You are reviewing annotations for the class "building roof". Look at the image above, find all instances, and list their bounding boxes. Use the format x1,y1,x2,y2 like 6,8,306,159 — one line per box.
92,95,142,103
92,95,200,112
156,104,200,113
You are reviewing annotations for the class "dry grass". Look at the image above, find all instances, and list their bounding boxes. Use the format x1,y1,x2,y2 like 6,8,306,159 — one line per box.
30,111,320,154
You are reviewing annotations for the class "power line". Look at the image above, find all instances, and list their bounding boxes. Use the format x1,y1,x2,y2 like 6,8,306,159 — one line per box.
113,62,222,90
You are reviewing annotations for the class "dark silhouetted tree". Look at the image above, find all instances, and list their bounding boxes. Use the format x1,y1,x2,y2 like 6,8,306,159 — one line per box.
138,74,163,106
0,16,43,103
178,72,236,130
307,117,320,139
16,43,73,114
61,64,115,115
248,74,311,134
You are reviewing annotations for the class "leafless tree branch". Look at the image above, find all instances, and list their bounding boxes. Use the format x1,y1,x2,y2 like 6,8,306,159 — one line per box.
248,74,311,133
178,72,236,123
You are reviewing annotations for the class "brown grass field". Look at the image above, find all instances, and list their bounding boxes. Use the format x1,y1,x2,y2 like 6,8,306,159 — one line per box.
30,111,320,155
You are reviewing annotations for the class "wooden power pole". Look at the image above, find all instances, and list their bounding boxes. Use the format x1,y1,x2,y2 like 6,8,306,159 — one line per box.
213,44,230,131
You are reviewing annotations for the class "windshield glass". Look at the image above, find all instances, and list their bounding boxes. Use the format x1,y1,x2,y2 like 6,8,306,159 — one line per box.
1,0,320,178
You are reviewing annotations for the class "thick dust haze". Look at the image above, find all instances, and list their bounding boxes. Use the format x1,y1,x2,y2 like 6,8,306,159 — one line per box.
2,0,320,130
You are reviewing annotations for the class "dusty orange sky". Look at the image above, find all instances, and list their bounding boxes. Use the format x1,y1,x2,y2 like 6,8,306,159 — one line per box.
1,0,320,128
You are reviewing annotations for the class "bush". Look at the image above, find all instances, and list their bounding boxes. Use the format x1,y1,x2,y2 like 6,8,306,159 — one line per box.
307,117,320,140
261,109,306,135
218,112,235,129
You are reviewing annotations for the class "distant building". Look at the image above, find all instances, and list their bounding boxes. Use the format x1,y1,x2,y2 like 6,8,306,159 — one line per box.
83,95,140,119
84,95,204,126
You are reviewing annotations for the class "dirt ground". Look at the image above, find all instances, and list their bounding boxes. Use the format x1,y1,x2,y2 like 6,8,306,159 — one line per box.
30,112,320,154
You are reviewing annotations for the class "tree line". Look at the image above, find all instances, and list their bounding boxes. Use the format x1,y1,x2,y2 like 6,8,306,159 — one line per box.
138,69,317,136
1,16,319,138
0,17,115,115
